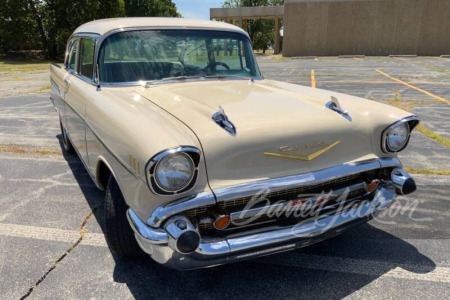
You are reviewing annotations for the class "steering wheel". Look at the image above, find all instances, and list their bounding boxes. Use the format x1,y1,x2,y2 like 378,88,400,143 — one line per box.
203,61,231,72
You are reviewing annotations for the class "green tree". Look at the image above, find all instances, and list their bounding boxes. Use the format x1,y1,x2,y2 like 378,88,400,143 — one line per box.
222,0,284,53
44,0,101,58
98,0,126,19
0,0,179,58
125,0,179,17
0,0,41,53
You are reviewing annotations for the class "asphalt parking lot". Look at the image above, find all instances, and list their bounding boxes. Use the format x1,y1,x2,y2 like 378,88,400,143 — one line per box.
1,56,449,299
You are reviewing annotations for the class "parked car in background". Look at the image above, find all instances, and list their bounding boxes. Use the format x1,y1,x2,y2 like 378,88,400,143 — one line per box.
50,18,419,270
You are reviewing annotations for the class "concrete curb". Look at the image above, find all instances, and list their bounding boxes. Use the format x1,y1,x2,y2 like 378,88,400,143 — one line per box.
292,56,316,59
389,55,417,58
338,55,365,58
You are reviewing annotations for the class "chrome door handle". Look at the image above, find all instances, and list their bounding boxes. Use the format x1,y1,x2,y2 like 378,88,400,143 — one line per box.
64,79,71,91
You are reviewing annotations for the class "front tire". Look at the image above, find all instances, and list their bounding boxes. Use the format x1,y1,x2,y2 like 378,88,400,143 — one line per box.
105,175,145,257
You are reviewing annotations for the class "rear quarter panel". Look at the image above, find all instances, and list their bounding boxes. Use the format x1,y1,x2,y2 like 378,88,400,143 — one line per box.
50,64,67,123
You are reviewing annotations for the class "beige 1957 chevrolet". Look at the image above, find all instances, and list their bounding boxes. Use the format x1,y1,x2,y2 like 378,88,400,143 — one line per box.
50,18,419,270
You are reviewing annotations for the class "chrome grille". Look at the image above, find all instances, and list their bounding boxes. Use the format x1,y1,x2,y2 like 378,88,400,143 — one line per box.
218,173,362,210
185,205,214,218
187,170,381,233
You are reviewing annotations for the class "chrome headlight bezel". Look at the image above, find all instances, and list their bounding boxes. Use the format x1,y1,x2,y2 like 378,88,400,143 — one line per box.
146,147,201,195
381,116,419,153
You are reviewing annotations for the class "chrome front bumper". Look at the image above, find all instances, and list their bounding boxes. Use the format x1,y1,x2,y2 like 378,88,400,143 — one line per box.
127,158,411,270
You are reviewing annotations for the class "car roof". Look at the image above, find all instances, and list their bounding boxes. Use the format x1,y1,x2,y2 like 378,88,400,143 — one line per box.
73,17,246,36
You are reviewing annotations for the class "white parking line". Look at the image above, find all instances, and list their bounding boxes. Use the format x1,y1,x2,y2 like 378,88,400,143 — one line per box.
0,153,70,162
0,223,107,247
1,222,449,283
258,253,450,283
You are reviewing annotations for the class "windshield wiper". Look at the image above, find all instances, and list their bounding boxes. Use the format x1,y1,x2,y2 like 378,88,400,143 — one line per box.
161,75,202,81
146,76,203,87
205,75,250,80
146,75,251,87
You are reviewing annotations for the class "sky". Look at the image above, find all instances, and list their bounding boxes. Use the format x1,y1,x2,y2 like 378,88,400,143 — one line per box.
173,0,225,20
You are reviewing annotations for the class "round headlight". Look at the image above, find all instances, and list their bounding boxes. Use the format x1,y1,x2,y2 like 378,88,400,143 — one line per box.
154,153,195,192
385,122,410,152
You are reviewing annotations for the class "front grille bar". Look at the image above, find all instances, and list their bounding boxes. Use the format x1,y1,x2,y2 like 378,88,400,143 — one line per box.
229,182,368,224
147,158,401,228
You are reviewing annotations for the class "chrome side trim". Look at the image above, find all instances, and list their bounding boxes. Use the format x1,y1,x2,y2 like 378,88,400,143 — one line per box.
381,116,420,153
147,191,216,227
214,158,399,202
62,124,98,187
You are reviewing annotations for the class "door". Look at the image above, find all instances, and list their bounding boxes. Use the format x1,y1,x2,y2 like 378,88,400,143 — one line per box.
64,37,95,164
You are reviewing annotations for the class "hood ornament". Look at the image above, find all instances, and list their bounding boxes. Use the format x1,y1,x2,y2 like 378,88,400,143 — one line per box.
212,106,237,136
326,96,351,121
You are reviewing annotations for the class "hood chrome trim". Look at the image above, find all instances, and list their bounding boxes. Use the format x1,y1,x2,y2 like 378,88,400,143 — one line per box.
212,106,237,136
326,96,351,121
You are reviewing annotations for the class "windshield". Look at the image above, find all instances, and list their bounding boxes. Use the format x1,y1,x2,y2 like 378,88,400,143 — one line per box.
98,30,261,83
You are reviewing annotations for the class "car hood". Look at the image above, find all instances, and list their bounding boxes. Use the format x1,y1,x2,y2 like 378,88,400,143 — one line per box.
138,79,412,189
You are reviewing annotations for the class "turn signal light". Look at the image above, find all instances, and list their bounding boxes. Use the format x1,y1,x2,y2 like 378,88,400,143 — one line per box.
213,215,231,230
367,180,380,192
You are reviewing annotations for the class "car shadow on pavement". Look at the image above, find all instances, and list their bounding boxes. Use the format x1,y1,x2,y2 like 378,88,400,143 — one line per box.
109,224,436,299
57,134,106,231
58,134,437,299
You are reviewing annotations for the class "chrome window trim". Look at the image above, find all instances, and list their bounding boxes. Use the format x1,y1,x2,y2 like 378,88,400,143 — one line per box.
64,33,100,86
145,146,201,196
381,116,420,153
146,157,402,228
97,75,264,88
77,36,98,82
65,38,80,73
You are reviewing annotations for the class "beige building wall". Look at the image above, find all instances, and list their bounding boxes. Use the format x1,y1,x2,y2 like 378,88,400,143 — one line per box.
283,0,450,56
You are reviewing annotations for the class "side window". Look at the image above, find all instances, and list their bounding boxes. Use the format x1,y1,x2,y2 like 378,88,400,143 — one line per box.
79,38,95,79
67,40,78,71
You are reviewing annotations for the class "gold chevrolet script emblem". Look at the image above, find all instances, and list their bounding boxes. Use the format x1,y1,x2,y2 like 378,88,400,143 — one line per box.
264,141,341,161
